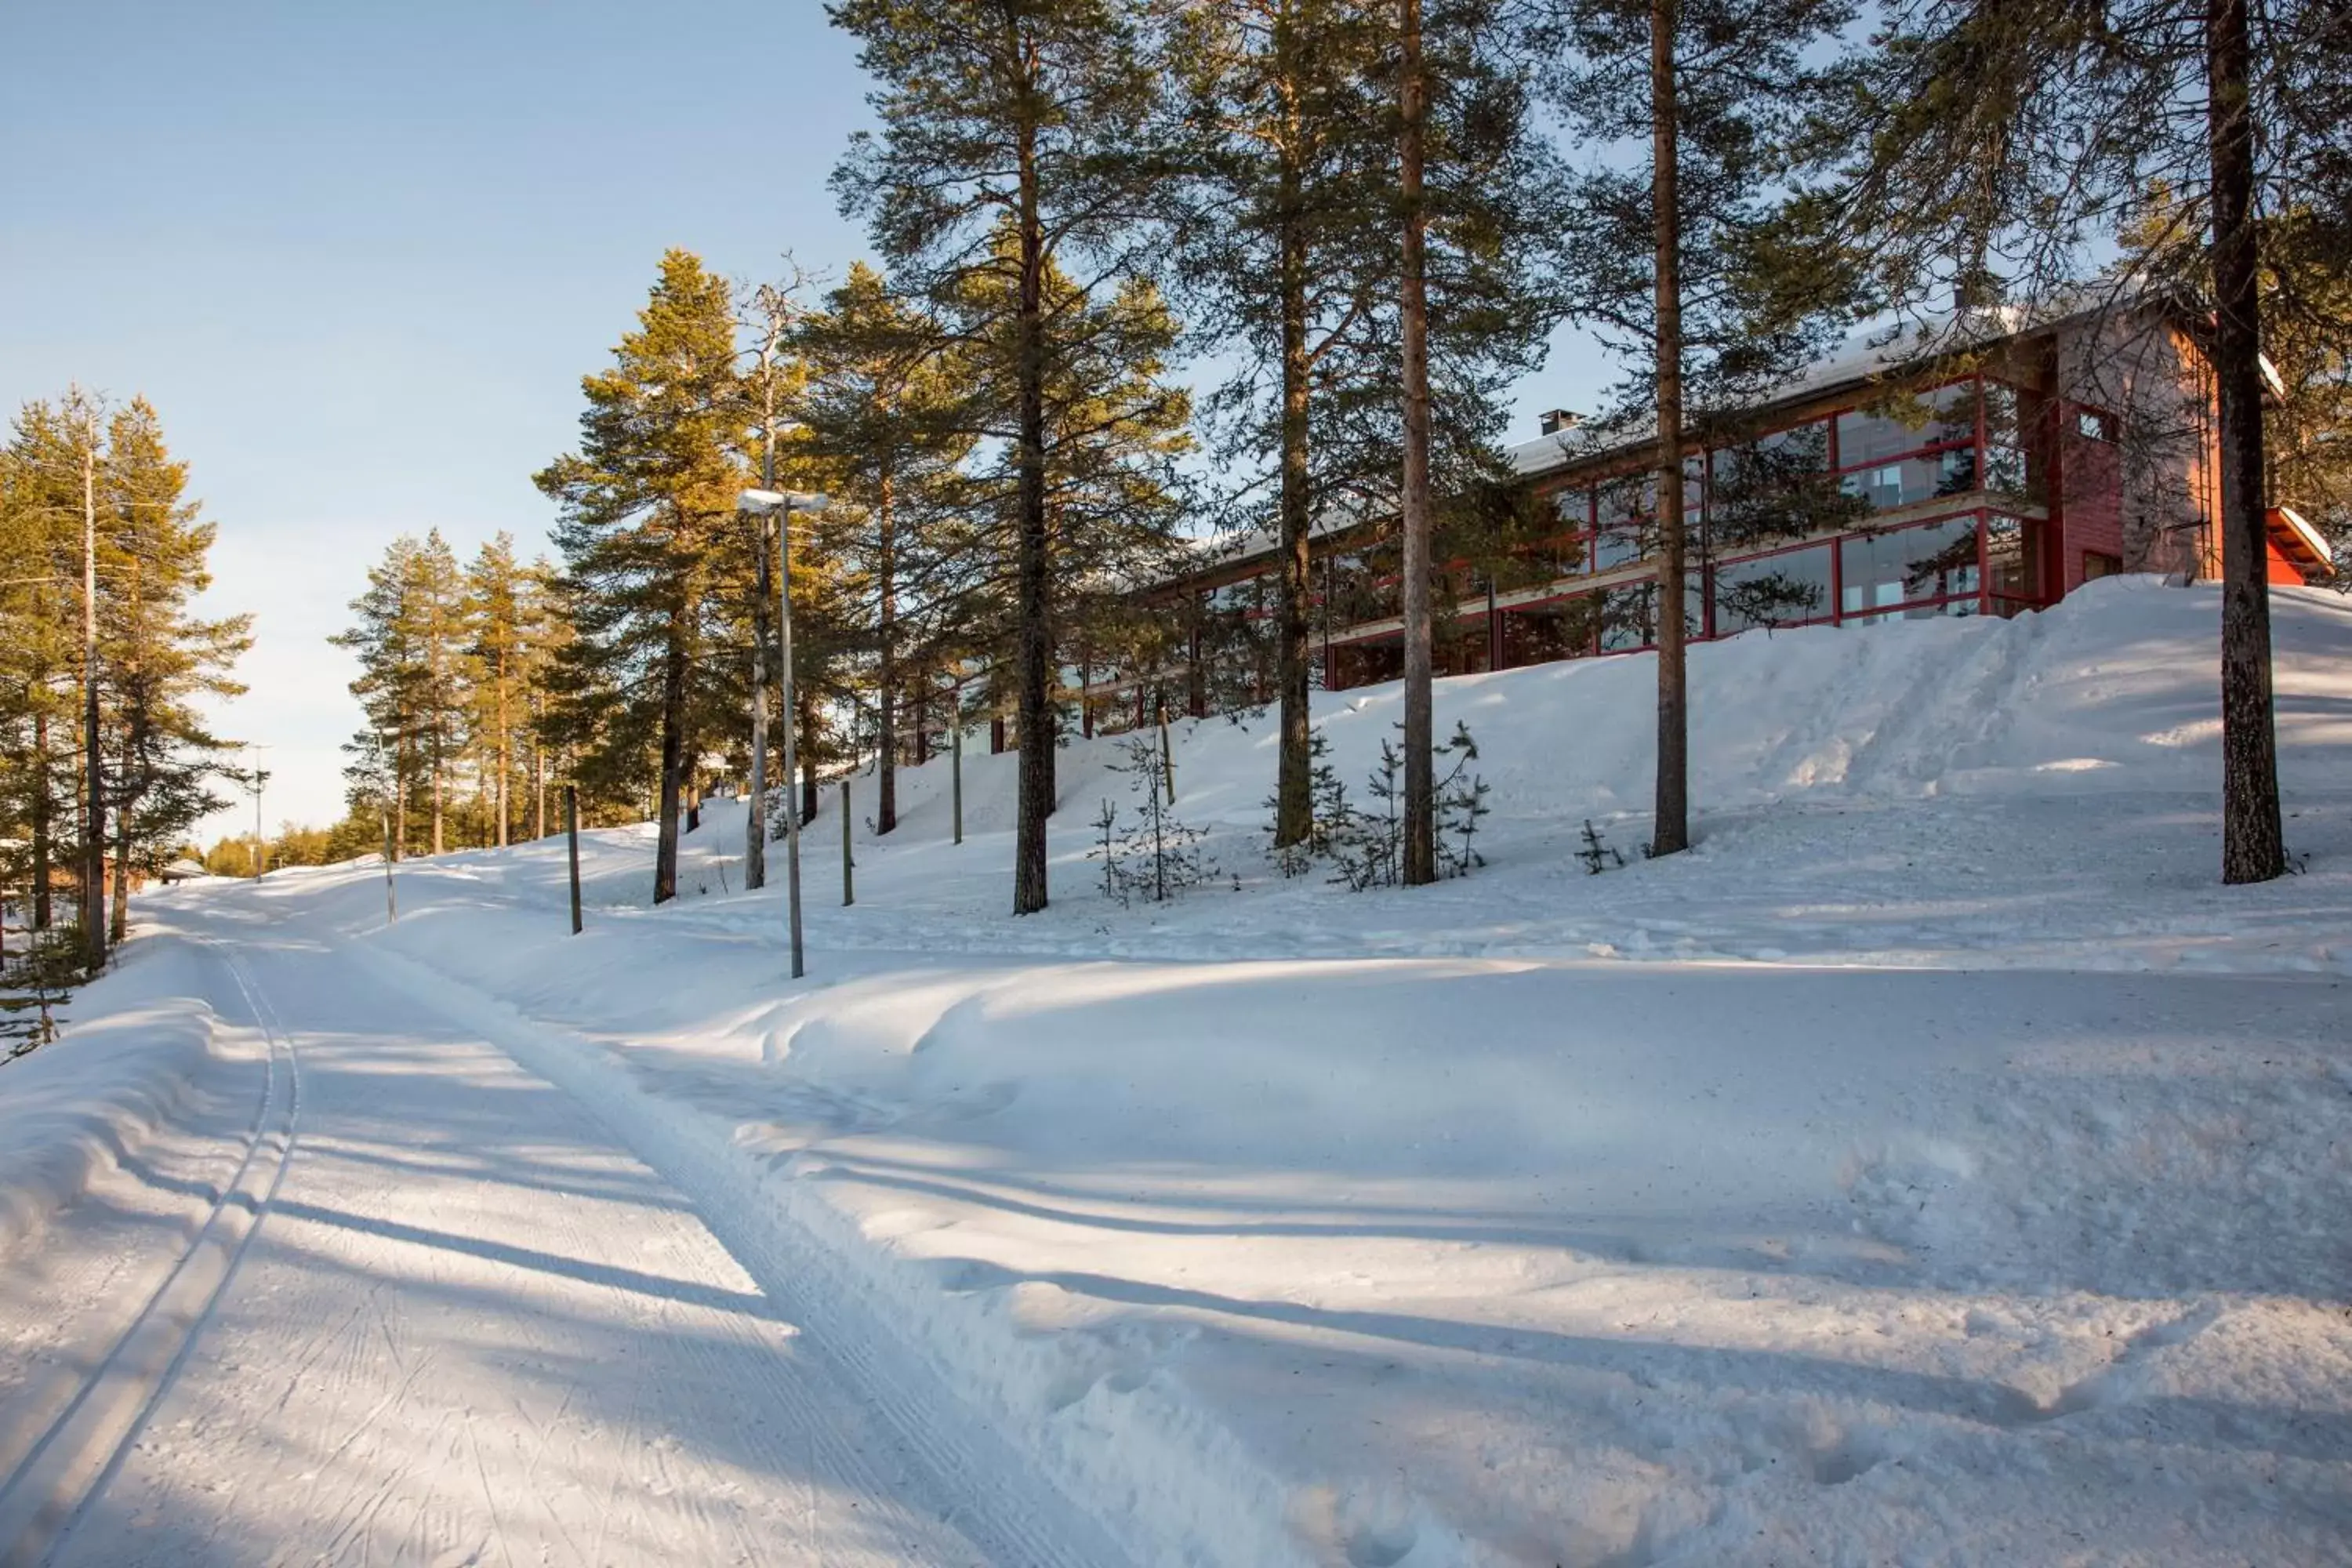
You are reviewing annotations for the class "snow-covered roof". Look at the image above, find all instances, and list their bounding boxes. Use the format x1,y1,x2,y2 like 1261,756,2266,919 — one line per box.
2273,505,2336,575
1170,296,2138,587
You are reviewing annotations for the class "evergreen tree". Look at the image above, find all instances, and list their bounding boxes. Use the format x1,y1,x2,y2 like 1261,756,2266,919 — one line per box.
463,533,529,848
535,249,750,904
1543,0,1857,860
1162,0,1398,850
1388,0,1565,884
0,402,80,935
93,400,251,939
831,0,1173,915
1793,0,2351,881
796,263,975,837
331,532,468,859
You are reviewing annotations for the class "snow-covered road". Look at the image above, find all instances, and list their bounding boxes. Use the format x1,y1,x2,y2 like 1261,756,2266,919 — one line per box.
0,908,1124,1568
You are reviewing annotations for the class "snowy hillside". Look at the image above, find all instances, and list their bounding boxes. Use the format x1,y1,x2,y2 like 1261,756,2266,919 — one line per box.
9,576,2350,1566
576,575,2352,975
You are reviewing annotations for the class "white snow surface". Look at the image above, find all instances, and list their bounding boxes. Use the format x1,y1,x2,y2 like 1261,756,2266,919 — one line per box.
5,576,2350,1566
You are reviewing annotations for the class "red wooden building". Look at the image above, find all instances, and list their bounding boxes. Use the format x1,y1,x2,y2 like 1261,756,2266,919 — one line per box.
1095,300,2332,723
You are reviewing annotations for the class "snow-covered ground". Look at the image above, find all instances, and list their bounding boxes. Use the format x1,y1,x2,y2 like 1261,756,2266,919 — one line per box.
4,576,2350,1565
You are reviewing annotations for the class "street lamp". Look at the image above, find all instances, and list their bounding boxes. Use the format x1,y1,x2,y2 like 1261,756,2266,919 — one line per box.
739,487,829,980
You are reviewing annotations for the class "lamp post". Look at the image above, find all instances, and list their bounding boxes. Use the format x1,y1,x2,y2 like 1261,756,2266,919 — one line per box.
739,487,828,980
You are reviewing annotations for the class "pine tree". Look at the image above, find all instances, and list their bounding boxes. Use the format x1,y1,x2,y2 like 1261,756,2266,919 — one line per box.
796,263,975,837
1163,0,1398,851
1794,0,2351,881
93,400,250,940
832,0,1173,915
1392,0,1565,884
463,534,528,848
0,401,82,935
1544,0,1858,861
535,249,749,905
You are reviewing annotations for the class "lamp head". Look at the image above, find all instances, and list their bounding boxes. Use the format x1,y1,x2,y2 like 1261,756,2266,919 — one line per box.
739,488,829,514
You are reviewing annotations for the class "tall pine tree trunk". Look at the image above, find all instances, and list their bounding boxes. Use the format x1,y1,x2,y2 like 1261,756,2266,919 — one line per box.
31,710,51,930
653,608,689,905
800,687,820,826
110,804,130,944
877,458,899,835
1013,107,1055,915
81,434,106,970
1649,0,1691,858
1273,43,1315,852
394,731,408,862
1398,0,1436,887
495,651,510,848
2208,0,2284,884
748,510,771,889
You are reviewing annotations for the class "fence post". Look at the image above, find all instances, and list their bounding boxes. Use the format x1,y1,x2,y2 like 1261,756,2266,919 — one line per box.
951,717,964,845
564,785,583,935
380,810,397,924
840,779,855,906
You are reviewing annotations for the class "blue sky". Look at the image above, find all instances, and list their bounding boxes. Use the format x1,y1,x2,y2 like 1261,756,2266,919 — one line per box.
0,1,1606,839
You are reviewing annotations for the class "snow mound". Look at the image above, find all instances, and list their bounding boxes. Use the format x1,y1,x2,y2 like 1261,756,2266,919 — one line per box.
0,939,230,1257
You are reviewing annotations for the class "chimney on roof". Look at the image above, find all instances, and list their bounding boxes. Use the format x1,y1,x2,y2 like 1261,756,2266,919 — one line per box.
1537,408,1578,437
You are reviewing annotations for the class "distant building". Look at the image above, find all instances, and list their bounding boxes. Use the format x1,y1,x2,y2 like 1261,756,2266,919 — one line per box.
1097,299,2332,722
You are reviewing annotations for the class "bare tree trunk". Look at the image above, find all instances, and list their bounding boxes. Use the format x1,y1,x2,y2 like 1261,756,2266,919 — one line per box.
81,433,106,969
748,358,777,890
1398,0,1436,887
394,731,408,862
877,457,900,835
495,648,510,848
2209,0,2284,884
1649,0,1690,858
653,611,688,905
110,808,130,945
1273,30,1315,851
31,710,51,930
800,688,821,826
1013,93,1055,915
749,512,771,889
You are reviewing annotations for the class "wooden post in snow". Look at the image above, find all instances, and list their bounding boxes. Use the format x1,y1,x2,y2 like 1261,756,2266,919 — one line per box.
951,713,964,846
564,786,582,935
841,779,855,907
380,809,397,924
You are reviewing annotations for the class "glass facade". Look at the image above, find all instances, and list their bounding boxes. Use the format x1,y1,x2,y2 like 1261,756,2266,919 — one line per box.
1154,372,2078,699
1838,517,1981,621
1715,544,1835,634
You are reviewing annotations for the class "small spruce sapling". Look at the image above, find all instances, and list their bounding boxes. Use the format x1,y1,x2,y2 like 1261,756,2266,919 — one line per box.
1433,720,1491,879
1577,818,1626,874
1331,735,1405,891
1265,726,1352,878
1091,734,1216,905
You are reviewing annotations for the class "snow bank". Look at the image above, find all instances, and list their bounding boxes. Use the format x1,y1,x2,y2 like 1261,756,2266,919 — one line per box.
336,884,2352,1566
122,578,2352,1563
0,938,229,1257
857,576,2352,838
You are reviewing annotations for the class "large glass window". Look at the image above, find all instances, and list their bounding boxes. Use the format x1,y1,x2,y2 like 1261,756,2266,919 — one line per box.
1985,513,2044,608
1838,517,1981,620
1838,446,1983,512
1537,488,1596,579
1714,544,1835,634
1835,381,1979,469
1708,421,1856,550
1597,579,1704,651
1594,474,1650,572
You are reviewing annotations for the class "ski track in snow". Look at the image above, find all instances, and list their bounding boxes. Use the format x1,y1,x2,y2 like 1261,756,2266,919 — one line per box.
5,579,2352,1566
2,919,1124,1567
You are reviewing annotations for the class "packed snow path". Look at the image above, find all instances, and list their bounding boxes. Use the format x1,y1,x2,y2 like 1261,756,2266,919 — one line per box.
0,911,1124,1567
